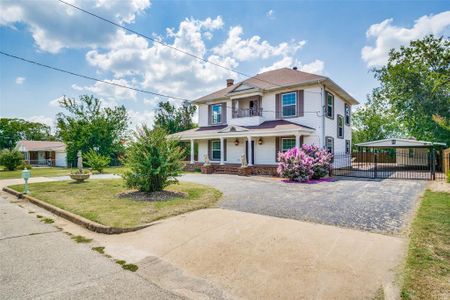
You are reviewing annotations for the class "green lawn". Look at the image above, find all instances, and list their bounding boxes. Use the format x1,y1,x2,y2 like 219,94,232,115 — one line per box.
0,166,127,180
9,179,221,228
401,190,450,300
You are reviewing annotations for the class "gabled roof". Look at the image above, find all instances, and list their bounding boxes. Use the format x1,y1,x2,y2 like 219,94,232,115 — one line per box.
193,67,359,105
170,120,315,140
16,140,66,152
355,138,446,148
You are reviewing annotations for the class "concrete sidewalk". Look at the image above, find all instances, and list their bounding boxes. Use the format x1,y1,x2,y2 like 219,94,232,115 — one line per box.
0,194,179,299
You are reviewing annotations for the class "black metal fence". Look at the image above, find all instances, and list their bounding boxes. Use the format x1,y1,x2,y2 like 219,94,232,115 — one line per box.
332,150,445,180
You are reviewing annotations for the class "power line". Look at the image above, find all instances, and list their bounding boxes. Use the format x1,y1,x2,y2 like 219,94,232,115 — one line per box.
0,50,191,101
56,0,286,88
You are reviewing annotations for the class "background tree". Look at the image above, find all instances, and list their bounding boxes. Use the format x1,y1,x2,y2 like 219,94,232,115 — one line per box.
352,89,405,147
373,35,449,145
123,126,184,193
56,95,129,163
83,149,111,173
0,118,54,149
153,100,197,134
153,100,197,160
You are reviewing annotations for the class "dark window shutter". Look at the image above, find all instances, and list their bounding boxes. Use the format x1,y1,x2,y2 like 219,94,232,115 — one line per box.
275,93,281,119
208,140,211,160
275,137,280,161
224,139,227,161
208,105,212,125
297,90,304,117
221,102,227,124
300,135,304,146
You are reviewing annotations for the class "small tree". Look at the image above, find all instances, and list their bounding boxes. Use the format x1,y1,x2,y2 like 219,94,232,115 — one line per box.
122,126,184,193
0,149,23,171
83,149,111,173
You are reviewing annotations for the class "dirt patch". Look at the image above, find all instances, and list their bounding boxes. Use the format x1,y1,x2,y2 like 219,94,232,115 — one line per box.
117,190,186,202
427,181,450,193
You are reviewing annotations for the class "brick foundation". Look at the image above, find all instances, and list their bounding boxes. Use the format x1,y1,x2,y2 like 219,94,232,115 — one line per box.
186,162,279,177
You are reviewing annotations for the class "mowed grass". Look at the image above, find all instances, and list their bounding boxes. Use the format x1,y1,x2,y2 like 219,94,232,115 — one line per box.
401,190,450,300
9,179,221,228
0,166,127,180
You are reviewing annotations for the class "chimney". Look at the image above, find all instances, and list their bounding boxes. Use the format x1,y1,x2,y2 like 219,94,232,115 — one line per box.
292,66,298,70
226,79,234,87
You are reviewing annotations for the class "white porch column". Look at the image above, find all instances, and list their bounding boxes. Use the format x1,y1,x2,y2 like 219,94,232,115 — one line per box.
190,139,195,164
295,134,301,148
220,137,224,165
247,136,253,166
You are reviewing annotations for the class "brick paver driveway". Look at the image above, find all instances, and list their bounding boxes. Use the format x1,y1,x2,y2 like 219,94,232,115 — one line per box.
180,174,428,234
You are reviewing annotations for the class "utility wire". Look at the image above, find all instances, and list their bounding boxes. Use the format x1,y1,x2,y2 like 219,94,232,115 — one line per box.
0,50,191,101
56,0,288,88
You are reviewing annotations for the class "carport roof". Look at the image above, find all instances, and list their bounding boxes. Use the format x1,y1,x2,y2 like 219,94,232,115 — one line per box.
355,138,446,148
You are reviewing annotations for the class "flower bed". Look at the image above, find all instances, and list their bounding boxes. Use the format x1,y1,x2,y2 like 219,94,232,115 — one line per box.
277,145,333,182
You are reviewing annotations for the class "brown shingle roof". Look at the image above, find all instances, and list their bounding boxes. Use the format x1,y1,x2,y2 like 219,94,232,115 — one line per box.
195,68,326,102
16,140,66,152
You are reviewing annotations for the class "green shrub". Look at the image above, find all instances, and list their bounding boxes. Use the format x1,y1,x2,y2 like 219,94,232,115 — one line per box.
83,149,110,173
122,126,184,193
447,171,450,183
18,162,32,170
0,149,23,171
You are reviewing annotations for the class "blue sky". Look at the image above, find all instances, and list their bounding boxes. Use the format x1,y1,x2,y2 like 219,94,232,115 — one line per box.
0,0,449,129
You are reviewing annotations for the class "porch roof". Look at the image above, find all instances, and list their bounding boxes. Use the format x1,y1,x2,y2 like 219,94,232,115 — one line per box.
355,138,446,148
170,120,315,140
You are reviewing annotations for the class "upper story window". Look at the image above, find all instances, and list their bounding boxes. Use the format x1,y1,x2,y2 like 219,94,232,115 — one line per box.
281,138,296,152
326,136,334,154
326,92,334,119
337,115,344,139
211,104,222,124
282,92,297,117
345,103,351,125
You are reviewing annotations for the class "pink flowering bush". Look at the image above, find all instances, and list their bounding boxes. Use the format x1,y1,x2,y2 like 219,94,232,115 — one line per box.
277,145,333,182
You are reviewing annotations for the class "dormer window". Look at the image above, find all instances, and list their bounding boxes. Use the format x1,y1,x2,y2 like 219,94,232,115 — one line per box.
282,92,297,117
211,104,222,124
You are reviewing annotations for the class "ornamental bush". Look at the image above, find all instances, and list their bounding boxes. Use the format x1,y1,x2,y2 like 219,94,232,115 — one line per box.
122,126,184,193
277,145,333,182
0,149,23,171
83,149,111,173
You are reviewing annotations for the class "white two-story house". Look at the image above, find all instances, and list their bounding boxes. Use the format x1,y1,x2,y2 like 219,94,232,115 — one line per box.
172,67,359,174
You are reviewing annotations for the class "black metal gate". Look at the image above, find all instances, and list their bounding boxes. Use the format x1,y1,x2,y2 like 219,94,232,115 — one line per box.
332,149,445,180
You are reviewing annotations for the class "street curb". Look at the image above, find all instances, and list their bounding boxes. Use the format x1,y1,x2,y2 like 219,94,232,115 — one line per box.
2,187,151,234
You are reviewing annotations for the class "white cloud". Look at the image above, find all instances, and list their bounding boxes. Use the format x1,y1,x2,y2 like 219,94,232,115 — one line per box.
299,59,325,74
0,0,150,53
15,76,25,84
266,10,275,20
362,11,450,67
48,96,65,107
259,57,325,75
128,109,155,128
26,115,54,128
213,26,305,61
71,79,137,102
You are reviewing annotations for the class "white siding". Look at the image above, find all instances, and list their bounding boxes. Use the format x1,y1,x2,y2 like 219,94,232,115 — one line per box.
254,137,276,165
55,152,67,167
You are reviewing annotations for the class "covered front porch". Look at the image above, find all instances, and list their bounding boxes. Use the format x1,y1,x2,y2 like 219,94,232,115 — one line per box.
172,120,317,175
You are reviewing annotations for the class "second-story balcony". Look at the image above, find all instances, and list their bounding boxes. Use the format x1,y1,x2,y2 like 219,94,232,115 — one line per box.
232,107,263,118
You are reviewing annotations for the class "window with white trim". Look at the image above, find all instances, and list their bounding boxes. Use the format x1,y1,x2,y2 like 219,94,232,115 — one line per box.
211,140,221,160
337,115,344,139
326,92,334,119
345,140,351,154
281,92,297,117
211,104,222,124
345,103,351,125
326,136,334,154
281,138,296,152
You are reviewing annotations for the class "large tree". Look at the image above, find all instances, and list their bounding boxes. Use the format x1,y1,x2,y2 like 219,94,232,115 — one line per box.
153,101,197,134
0,118,54,149
56,95,129,163
373,35,449,145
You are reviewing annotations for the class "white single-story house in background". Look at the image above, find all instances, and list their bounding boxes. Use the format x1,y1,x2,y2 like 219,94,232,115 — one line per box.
15,140,67,167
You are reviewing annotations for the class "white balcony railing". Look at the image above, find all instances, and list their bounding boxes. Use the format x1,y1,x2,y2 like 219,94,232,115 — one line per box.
232,107,263,118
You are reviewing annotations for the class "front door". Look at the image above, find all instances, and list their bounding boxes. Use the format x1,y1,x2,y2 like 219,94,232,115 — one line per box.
245,141,255,165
